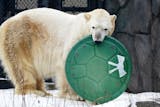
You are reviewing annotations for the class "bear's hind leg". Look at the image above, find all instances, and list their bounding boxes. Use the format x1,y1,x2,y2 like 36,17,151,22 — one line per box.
1,17,50,96
15,73,50,96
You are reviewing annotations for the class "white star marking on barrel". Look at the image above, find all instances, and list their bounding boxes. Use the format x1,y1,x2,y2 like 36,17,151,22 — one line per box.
108,55,127,78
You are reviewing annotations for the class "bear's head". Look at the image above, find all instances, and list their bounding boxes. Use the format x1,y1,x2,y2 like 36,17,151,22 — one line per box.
84,9,117,43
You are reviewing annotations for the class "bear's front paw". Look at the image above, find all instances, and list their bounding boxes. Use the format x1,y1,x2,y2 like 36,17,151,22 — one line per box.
57,91,84,101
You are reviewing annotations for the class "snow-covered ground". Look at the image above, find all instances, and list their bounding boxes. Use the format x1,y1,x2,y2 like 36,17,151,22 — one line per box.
0,89,160,107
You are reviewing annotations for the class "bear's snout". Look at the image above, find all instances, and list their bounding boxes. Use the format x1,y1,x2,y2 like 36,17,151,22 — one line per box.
95,32,101,40
92,31,105,43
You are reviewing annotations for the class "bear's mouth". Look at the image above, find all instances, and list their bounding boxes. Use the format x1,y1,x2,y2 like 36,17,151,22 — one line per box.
94,41,102,44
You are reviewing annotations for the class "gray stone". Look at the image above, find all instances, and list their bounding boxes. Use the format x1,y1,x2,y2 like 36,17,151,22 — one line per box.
103,0,120,14
151,18,160,92
109,0,160,93
152,48,160,92
134,34,152,92
114,33,140,92
114,33,152,93
136,101,160,107
151,18,160,50
152,0,160,16
116,0,151,35
118,0,128,7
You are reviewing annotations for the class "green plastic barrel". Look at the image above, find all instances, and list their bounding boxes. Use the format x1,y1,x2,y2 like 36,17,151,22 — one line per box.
65,35,132,104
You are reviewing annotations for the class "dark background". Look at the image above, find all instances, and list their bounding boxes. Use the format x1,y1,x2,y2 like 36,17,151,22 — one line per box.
0,0,160,94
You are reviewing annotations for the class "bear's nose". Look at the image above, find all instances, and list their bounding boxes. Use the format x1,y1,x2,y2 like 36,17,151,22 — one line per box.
95,33,101,40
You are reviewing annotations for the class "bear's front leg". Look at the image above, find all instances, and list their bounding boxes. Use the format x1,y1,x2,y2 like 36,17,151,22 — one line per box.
55,66,83,100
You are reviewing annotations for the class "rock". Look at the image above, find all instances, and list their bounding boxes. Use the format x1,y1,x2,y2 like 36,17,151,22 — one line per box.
152,0,160,16
116,0,151,35
151,18,160,50
103,0,120,14
152,48,160,92
134,34,152,92
112,0,160,93
115,1,153,92
114,33,152,93
114,33,140,92
0,80,14,89
136,101,160,107
151,18,160,92
118,0,128,7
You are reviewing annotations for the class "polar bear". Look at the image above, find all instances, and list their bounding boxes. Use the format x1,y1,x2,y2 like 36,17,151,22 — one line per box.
0,8,116,99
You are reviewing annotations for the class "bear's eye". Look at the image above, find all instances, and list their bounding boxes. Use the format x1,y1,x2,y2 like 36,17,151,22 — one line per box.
92,26,95,29
104,28,108,31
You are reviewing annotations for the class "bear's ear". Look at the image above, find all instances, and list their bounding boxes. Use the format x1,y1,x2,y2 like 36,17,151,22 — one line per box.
84,13,91,21
111,15,117,22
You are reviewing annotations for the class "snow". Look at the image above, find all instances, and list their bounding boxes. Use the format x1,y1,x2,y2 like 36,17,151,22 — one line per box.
0,89,160,107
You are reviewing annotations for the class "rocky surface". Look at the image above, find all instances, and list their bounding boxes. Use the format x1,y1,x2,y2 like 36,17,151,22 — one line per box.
105,0,160,93
152,0,160,16
136,102,160,107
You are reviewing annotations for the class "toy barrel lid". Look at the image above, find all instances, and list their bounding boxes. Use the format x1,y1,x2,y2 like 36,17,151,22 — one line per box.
65,35,132,104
